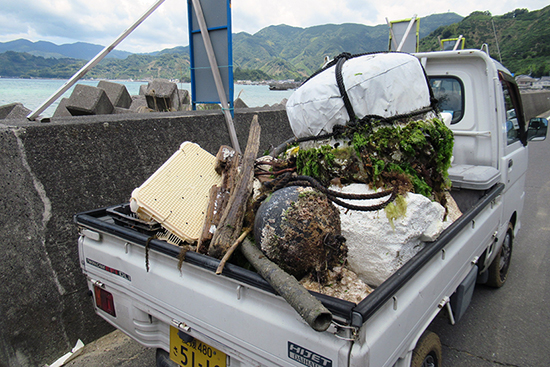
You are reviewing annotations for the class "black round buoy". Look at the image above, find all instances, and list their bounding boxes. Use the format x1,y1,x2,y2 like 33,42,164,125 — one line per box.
254,186,346,280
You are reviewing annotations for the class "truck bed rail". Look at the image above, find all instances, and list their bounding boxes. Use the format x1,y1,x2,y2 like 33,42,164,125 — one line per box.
352,183,504,326
74,209,357,322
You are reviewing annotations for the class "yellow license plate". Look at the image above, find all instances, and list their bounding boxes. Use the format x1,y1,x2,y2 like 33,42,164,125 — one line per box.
170,326,227,367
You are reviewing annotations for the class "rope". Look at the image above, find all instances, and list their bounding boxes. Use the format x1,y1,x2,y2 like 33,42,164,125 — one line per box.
287,176,394,199
283,175,398,212
273,105,436,151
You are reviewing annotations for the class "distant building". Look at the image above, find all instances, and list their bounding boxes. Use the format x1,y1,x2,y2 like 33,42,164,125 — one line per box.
534,76,550,89
516,75,537,89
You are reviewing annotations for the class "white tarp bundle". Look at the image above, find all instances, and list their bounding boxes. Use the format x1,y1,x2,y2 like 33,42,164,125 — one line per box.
286,53,432,138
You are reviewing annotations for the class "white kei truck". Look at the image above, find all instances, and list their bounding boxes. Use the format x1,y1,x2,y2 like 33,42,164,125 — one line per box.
75,50,548,367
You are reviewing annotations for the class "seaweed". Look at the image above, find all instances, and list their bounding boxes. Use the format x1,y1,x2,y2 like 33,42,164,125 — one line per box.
385,194,408,230
293,118,454,205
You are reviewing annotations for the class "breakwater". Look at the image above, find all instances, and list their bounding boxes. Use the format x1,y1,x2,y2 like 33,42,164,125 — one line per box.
521,90,550,120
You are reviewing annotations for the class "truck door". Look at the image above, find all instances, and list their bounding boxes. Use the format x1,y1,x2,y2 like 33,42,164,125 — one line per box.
499,71,527,232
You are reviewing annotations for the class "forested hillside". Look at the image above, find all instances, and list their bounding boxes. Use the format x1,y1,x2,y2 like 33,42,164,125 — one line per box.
419,6,550,76
0,51,190,80
233,13,462,78
0,13,461,81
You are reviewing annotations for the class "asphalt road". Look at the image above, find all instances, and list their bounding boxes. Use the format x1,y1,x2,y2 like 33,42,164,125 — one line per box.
65,125,550,367
429,128,550,366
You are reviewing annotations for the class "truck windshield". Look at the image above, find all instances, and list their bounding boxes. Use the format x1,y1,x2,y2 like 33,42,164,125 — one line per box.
429,76,464,124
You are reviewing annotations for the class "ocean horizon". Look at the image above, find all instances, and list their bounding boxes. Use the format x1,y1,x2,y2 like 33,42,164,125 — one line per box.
0,78,295,118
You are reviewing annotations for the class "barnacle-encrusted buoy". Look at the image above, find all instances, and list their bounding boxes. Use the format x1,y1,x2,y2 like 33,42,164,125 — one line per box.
254,186,346,281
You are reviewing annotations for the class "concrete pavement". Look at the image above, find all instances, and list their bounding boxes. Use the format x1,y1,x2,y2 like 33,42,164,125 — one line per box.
62,330,155,367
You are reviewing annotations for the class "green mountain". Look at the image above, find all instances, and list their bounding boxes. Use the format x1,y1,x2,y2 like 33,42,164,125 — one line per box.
0,12,462,80
2,7,548,81
0,39,132,60
25,10,550,82
419,6,550,76
0,51,190,80
233,13,463,78
0,51,81,78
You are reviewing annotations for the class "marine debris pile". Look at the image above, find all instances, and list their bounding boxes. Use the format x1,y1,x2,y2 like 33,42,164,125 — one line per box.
125,52,460,329
261,52,460,288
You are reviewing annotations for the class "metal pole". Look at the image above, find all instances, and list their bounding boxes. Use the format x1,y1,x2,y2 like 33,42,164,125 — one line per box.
191,0,241,154
396,15,417,52
453,35,463,51
386,18,398,51
27,0,166,121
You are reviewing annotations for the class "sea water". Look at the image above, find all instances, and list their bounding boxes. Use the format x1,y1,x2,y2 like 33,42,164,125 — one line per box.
0,78,295,118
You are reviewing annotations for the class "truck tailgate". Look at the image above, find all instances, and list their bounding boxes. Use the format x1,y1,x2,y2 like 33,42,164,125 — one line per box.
76,209,354,367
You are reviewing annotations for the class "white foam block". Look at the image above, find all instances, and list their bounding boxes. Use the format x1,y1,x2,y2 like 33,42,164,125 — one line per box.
332,184,449,287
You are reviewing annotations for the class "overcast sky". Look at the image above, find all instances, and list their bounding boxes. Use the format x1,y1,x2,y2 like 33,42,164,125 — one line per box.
0,0,547,53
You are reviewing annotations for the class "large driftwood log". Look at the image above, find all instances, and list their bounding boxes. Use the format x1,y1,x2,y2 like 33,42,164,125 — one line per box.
240,238,333,331
208,115,261,259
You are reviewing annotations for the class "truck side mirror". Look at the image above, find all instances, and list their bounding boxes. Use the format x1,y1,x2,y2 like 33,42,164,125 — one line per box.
527,117,548,141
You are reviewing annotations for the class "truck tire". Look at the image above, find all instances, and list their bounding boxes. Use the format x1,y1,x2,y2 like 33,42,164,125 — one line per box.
156,348,180,367
411,331,442,367
486,223,513,288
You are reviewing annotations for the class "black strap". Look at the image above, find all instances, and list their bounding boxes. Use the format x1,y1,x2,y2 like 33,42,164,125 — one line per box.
334,52,356,122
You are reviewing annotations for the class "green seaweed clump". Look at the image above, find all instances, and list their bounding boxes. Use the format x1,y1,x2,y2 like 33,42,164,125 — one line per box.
385,195,408,230
351,118,453,202
294,118,454,205
296,144,372,186
296,144,335,180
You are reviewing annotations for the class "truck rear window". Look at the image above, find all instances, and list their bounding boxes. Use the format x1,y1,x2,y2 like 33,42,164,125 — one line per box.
429,76,464,124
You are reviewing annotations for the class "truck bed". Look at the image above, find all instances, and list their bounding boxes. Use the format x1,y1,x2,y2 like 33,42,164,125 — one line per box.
75,183,504,367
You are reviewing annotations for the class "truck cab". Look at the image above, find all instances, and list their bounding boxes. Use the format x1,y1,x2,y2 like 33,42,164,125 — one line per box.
417,49,529,282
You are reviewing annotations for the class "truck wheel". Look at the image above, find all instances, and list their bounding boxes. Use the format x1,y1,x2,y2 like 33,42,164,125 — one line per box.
486,223,513,288
411,331,442,367
156,348,180,367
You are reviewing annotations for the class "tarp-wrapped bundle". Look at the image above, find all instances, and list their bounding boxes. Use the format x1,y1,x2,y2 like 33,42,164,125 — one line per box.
286,52,435,138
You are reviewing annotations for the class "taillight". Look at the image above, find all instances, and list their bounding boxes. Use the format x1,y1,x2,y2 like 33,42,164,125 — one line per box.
94,284,116,317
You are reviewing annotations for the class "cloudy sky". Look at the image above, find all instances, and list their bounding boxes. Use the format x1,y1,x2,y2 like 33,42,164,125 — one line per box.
0,0,547,53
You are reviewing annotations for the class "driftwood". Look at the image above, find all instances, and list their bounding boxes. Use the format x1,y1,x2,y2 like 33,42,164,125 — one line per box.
196,185,220,253
215,227,252,274
212,146,239,226
208,115,261,259
197,146,239,252
240,238,333,331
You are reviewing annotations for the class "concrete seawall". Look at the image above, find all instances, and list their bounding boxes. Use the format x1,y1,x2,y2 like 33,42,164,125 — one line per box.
0,107,292,367
1,90,549,367
521,90,550,120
